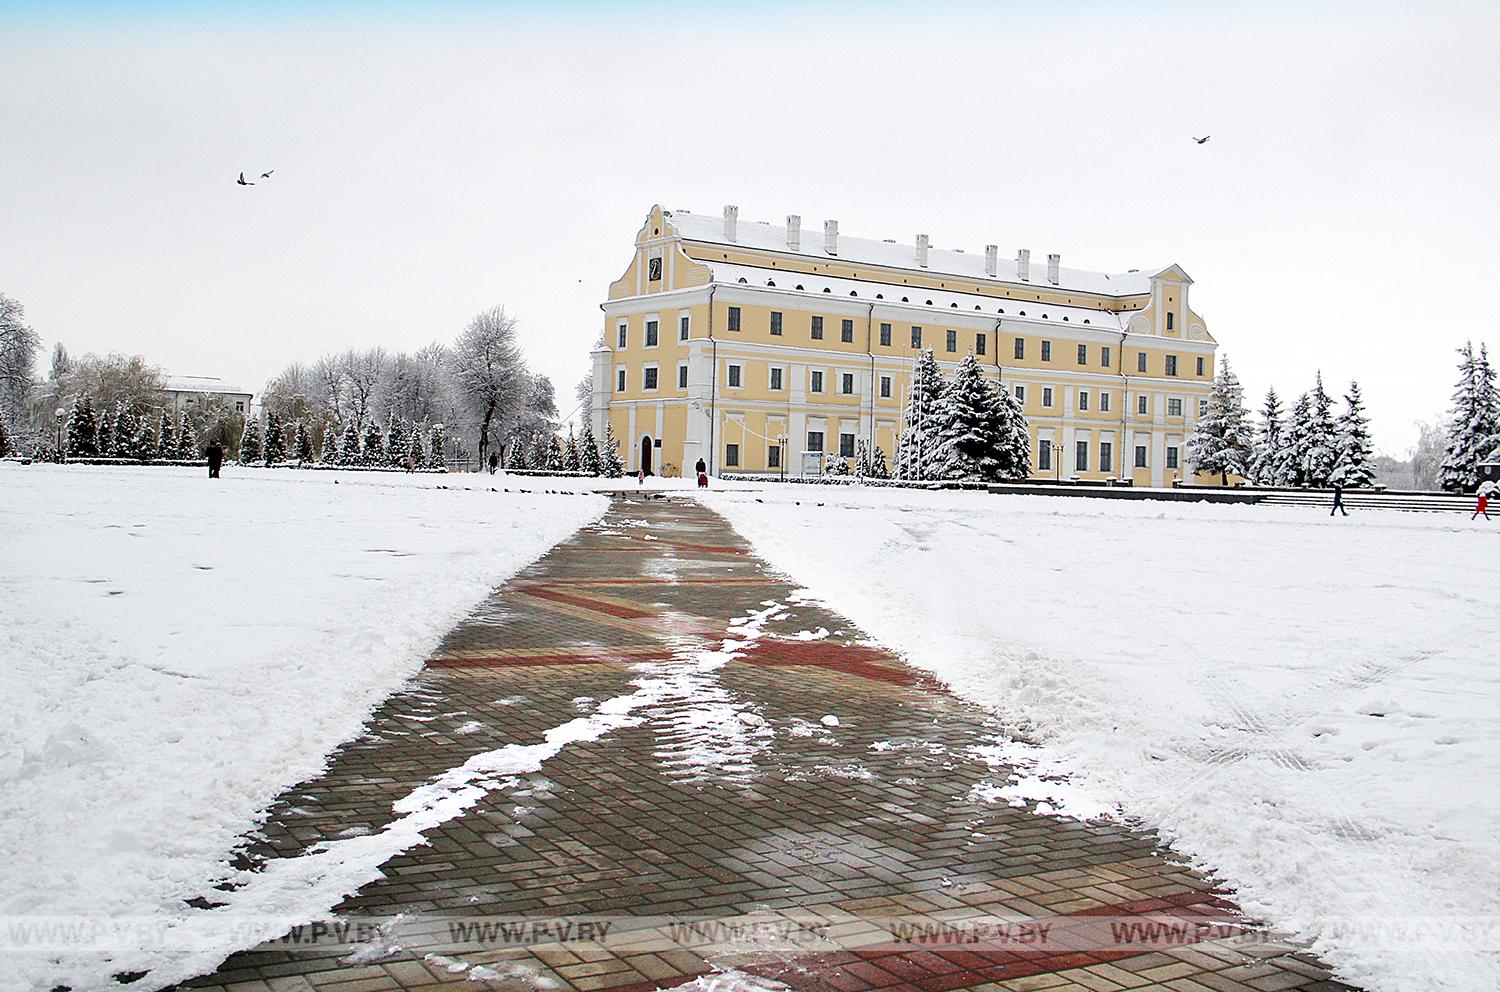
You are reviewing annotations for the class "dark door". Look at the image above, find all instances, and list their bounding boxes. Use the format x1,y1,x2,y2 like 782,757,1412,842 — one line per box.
640,436,653,476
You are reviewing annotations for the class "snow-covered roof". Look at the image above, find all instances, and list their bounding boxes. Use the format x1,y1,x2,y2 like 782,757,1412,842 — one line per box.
668,209,1156,298
705,261,1128,330
162,375,250,395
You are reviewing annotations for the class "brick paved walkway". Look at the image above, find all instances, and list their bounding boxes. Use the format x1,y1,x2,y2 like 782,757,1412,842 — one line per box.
172,496,1356,992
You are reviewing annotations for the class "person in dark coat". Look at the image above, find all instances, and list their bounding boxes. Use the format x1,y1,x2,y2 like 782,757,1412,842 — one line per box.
695,457,707,476
488,452,499,475
1330,481,1348,517
206,440,224,479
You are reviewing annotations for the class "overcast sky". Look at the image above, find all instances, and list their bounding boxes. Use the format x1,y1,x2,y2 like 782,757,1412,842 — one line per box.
3,0,1497,452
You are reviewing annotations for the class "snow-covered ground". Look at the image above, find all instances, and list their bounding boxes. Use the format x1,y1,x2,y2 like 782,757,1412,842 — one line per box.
0,463,605,992
706,485,1500,992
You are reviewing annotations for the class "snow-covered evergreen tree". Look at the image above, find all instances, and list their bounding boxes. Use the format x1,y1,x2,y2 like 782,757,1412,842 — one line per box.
129,418,155,461
868,444,891,479
176,411,197,459
600,423,624,478
337,420,359,465
991,380,1031,481
238,416,262,464
1334,380,1376,487
429,422,447,468
578,419,602,475
0,412,12,458
564,426,581,473
407,426,425,469
1187,356,1254,485
112,403,137,458
854,438,871,479
505,434,527,469
65,395,98,458
895,350,945,480
360,420,384,465
293,419,313,463
931,354,998,480
1249,388,1286,485
1284,392,1314,486
96,404,116,458
1439,341,1500,492
157,410,176,460
526,432,549,470
1303,373,1340,487
263,412,287,465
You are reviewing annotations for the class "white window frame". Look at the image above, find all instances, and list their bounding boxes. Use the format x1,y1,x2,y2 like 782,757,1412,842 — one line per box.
678,311,691,342
1100,391,1111,413
879,375,892,399
1137,394,1148,415
1014,384,1026,402
616,367,626,393
769,366,785,391
644,316,661,349
840,372,855,395
1043,386,1054,408
1168,397,1184,417
1078,389,1089,412
810,369,824,394
642,363,660,392
726,363,743,389
677,362,689,390
617,322,628,349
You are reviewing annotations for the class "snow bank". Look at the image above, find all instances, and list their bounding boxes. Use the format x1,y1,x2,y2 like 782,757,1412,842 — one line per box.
0,464,605,991
706,485,1500,992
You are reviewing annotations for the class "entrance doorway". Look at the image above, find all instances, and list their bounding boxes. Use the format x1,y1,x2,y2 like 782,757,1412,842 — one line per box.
640,436,654,476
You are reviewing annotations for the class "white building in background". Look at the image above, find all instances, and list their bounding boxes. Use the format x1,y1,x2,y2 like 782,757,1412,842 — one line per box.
158,376,253,416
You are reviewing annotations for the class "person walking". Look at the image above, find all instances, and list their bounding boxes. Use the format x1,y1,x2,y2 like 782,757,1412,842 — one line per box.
1330,481,1348,517
1474,480,1496,521
488,452,499,475
695,457,706,477
637,467,645,486
206,439,224,479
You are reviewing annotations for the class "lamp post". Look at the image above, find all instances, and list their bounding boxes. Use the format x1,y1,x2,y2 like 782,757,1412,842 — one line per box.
54,407,66,461
777,435,787,483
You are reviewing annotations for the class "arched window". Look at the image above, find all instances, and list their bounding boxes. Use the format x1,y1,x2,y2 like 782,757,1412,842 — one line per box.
1166,312,1175,330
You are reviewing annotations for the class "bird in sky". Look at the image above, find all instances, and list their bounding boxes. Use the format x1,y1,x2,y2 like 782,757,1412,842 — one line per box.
260,170,274,179
236,171,254,186
1193,135,1211,145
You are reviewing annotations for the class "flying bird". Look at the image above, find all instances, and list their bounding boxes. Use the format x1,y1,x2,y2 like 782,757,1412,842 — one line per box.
259,170,274,179
236,171,254,186
1192,135,1211,145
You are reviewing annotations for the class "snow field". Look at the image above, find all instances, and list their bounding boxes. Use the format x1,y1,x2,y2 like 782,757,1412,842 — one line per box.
705,484,1500,992
0,464,606,991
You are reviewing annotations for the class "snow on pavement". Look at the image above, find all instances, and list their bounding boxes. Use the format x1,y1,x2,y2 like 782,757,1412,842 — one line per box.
0,464,605,991
706,484,1500,992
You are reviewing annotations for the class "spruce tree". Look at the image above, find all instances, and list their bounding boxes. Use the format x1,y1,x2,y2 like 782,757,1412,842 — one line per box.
408,427,425,469
385,419,408,467
65,396,98,458
0,412,11,458
176,411,198,459
238,416,262,464
1439,341,1500,492
337,420,359,465
991,380,1032,481
577,420,602,475
157,410,176,460
1249,388,1286,485
600,423,624,478
868,444,891,479
96,404,116,458
112,403,139,458
1187,356,1254,485
130,418,155,461
932,354,998,480
527,432,550,470
1285,392,1314,485
854,438,871,479
263,412,287,465
564,426,581,473
1334,381,1376,487
293,419,313,462
895,349,945,480
506,434,528,469
1303,373,1340,487
429,422,447,468
360,420,384,465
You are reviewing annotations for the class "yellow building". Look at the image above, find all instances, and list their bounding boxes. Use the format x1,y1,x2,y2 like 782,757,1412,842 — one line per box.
592,204,1219,486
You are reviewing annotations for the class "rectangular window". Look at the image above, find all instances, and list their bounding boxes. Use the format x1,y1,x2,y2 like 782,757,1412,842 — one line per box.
879,322,892,347
1099,442,1112,473
725,443,739,467
911,326,922,349
976,333,987,356
645,320,659,347
1137,394,1148,415
1165,355,1179,377
839,433,855,458
678,364,688,389
727,306,741,332
1038,439,1052,472
1167,446,1180,469
1014,384,1026,402
617,323,628,349
727,364,742,388
1199,399,1209,418
811,315,824,340
1014,337,1025,360
1167,312,1176,331
1078,390,1089,412
1041,340,1052,362
946,329,957,353
840,373,855,395
810,370,824,393
1137,351,1148,373
767,445,781,468
770,367,783,391
680,315,690,341
880,375,892,398
1100,391,1111,413
841,319,854,343
1101,345,1111,368
1134,444,1148,468
616,369,626,392
770,311,782,336
1043,386,1054,408
807,431,825,453
1076,440,1088,474
235,401,244,413
1077,343,1087,365
1197,356,1206,376
1168,398,1183,417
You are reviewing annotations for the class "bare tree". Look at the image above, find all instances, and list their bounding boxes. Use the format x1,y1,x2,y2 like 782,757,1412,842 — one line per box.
450,305,526,466
340,347,389,430
386,342,453,424
0,293,41,426
261,361,324,421
312,353,348,422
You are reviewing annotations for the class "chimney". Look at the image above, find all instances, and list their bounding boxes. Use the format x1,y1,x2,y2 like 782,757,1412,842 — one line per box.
824,219,839,255
984,244,998,277
1017,248,1031,281
723,204,738,242
786,214,801,250
1047,253,1061,285
916,234,929,268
